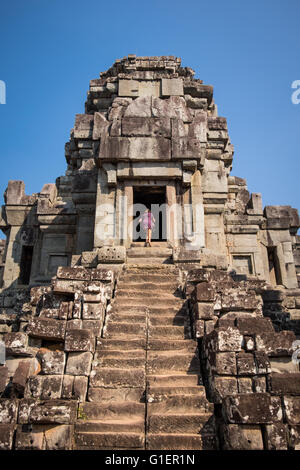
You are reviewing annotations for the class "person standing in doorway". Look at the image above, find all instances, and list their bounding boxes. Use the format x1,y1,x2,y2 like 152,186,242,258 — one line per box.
139,208,155,247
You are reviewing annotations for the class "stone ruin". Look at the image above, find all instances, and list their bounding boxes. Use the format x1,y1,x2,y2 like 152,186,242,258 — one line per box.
0,55,300,450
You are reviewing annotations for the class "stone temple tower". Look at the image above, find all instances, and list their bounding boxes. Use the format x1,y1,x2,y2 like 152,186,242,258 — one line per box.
0,56,300,451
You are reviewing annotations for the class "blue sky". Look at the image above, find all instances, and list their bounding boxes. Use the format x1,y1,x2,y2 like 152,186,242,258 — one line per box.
0,0,299,235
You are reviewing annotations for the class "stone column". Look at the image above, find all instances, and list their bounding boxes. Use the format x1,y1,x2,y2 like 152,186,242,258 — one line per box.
94,169,116,248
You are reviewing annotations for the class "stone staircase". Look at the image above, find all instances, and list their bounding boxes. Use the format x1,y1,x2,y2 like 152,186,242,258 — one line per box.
74,261,215,450
127,241,173,265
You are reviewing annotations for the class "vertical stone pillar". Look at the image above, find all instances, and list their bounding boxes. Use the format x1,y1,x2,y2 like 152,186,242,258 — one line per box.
94,169,116,248
166,183,178,247
124,183,133,248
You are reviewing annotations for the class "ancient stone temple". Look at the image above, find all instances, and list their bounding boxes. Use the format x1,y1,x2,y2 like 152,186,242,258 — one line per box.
0,55,300,450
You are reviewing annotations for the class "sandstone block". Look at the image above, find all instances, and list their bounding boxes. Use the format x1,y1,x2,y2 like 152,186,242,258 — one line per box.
264,423,288,450
65,352,92,376
37,349,65,375
64,329,95,352
74,114,93,139
4,332,29,356
25,375,63,399
194,282,215,302
161,78,183,96
0,424,15,450
220,423,263,450
222,394,282,424
73,376,88,401
27,318,66,341
57,266,90,281
284,396,300,425
270,373,300,395
236,352,256,375
0,399,18,423
19,399,77,424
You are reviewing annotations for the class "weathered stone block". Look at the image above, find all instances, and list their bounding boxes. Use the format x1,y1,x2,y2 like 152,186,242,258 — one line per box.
220,423,264,450
209,351,237,375
15,424,45,450
92,112,109,140
0,366,8,394
0,424,15,450
4,332,29,356
194,282,215,302
12,361,31,394
193,302,214,320
19,399,77,424
82,302,104,320
222,394,282,424
206,327,243,353
97,246,126,264
27,318,66,341
238,377,253,394
0,399,18,423
122,117,171,137
254,351,271,374
74,114,93,139
90,268,114,282
37,349,65,375
25,375,63,399
57,266,90,281
264,423,288,450
73,376,88,401
256,330,295,356
99,136,171,161
271,373,300,395
161,78,183,97
65,352,92,376
44,424,73,450
64,329,95,352
211,376,238,403
284,396,300,425
236,352,256,375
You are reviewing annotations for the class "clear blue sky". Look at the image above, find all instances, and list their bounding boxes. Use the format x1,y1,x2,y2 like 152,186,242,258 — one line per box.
0,0,299,232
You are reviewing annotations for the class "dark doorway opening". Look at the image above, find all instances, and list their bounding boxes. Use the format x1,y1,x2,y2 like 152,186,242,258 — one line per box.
267,247,282,286
133,186,167,242
19,246,33,285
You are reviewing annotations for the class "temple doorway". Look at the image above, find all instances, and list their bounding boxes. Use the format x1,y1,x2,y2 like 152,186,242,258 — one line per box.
133,186,167,242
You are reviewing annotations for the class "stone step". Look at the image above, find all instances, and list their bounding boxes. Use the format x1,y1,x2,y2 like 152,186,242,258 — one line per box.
146,433,203,450
90,368,145,388
149,315,186,326
76,431,144,450
148,396,209,414
103,322,146,337
148,414,212,434
121,274,179,283
127,258,173,265
114,298,185,308
75,418,145,433
95,350,145,359
79,402,145,420
107,312,146,323
148,325,191,339
117,281,179,290
147,339,197,351
115,290,180,299
97,338,146,350
147,386,203,400
94,356,145,369
127,247,172,257
110,305,186,316
147,373,201,387
87,387,145,403
147,351,200,372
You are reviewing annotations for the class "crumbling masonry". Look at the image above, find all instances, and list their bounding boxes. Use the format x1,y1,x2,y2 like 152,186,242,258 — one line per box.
0,55,300,450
